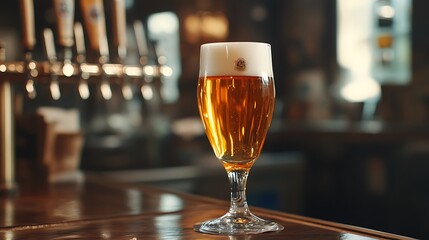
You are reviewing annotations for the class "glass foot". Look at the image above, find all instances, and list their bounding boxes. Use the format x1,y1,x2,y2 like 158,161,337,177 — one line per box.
194,212,284,235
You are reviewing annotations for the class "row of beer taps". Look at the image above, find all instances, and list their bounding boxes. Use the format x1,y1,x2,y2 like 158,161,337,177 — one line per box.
0,0,177,192
1,0,172,101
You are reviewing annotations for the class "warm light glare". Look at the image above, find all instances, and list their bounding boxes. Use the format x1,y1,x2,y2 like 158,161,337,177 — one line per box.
50,81,61,100
124,66,142,77
141,85,153,100
126,189,142,214
8,64,15,72
159,194,183,212
122,84,133,100
78,81,90,99
160,66,173,77
184,12,228,43
26,79,36,99
100,81,112,100
62,63,74,77
148,12,178,34
340,77,381,102
158,56,167,65
26,80,34,92
15,64,24,73
341,233,375,240
80,64,99,74
143,65,155,76
103,64,123,75
337,1,372,72
4,231,13,240
30,69,38,78
378,5,395,19
28,61,36,69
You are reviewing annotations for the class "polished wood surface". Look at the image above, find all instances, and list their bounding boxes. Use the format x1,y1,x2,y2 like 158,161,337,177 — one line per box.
0,175,414,239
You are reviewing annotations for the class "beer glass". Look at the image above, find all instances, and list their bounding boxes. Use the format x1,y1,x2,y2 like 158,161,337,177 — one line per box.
194,42,284,235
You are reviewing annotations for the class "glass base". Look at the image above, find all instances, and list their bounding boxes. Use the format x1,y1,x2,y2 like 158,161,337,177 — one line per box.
194,212,284,235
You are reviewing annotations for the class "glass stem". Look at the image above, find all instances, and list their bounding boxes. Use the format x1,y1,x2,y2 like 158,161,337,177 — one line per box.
227,170,251,217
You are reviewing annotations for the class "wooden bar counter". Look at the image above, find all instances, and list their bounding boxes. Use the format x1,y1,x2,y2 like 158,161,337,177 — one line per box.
0,174,414,239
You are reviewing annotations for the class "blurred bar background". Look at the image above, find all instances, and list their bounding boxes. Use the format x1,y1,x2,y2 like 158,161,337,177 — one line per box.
0,0,428,238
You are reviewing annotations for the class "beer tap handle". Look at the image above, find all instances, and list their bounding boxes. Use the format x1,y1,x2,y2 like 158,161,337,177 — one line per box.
43,28,57,63
43,28,61,100
20,0,37,99
133,20,149,65
80,0,111,100
20,0,36,53
53,0,75,77
80,0,109,62
74,22,86,62
151,40,162,66
112,0,127,62
112,0,133,100
54,0,75,49
74,22,90,99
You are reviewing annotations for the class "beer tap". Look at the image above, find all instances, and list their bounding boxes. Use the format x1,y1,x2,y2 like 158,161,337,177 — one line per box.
74,22,90,99
133,20,149,67
20,0,37,99
80,0,112,100
112,0,127,63
53,0,75,78
43,28,61,100
134,20,166,121
112,0,133,100
133,20,152,100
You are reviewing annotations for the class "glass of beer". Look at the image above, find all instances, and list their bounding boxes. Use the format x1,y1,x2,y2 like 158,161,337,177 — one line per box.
194,42,284,235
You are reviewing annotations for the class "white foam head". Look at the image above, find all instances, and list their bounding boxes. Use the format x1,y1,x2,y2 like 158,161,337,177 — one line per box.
199,42,273,78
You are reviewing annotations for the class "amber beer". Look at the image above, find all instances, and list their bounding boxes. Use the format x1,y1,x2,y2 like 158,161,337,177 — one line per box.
197,42,275,171
197,76,274,171
194,42,283,235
